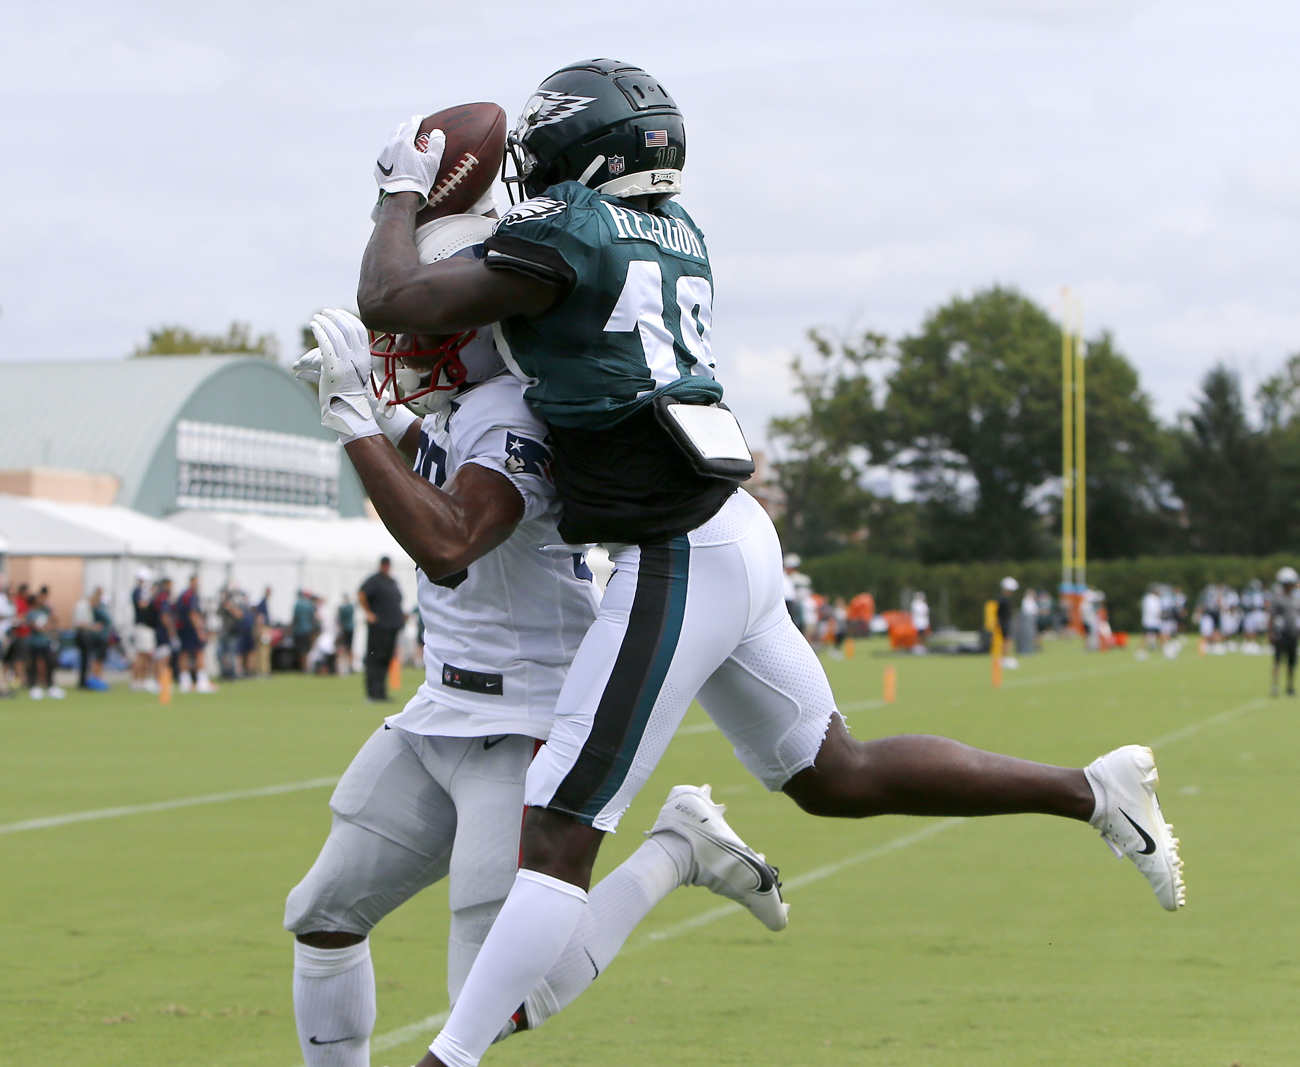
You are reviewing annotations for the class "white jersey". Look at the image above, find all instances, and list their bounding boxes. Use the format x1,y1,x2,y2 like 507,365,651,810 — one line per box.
1141,592,1163,630
386,374,600,740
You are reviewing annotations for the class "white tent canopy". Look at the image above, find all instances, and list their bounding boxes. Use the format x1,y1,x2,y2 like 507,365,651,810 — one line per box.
0,495,233,561
0,495,235,631
167,510,417,633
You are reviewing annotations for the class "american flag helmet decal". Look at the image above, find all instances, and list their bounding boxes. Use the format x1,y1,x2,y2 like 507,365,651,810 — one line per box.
644,130,669,147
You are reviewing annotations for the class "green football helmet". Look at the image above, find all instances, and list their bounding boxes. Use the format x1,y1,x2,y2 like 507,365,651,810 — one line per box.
503,58,685,205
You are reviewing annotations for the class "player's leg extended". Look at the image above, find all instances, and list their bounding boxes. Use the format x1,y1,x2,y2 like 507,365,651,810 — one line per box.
700,498,1182,909
425,535,751,1067
286,726,455,1067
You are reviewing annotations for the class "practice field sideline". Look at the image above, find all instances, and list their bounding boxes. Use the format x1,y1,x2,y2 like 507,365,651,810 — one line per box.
2,644,1295,1066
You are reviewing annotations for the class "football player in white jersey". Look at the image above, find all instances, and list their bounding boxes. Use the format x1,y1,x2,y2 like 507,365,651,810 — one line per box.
285,192,786,1067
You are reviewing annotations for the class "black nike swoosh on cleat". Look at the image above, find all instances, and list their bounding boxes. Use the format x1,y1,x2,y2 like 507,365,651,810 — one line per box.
309,1036,355,1045
1118,808,1157,855
483,735,508,750
715,839,777,893
377,162,394,176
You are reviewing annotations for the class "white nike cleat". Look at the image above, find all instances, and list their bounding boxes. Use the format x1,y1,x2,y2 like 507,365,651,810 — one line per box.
648,784,789,932
1085,745,1185,911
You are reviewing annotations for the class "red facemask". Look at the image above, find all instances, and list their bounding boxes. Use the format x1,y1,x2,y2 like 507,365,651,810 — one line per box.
368,330,478,408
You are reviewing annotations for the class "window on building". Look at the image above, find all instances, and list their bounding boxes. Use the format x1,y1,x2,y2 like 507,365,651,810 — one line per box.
176,420,340,516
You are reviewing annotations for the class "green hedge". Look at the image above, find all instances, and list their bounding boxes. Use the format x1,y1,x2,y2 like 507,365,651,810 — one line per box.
801,552,1298,632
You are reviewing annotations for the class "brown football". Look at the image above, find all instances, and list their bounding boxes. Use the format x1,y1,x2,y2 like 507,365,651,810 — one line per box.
415,102,507,220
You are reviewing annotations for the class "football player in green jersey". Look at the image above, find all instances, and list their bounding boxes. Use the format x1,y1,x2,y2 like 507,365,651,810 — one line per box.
356,60,1184,1067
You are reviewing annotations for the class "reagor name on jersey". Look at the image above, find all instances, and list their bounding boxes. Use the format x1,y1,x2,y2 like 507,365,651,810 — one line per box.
598,202,705,260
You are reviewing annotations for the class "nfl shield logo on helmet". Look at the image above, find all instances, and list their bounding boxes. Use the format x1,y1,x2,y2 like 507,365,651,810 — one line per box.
608,155,626,176
644,130,669,147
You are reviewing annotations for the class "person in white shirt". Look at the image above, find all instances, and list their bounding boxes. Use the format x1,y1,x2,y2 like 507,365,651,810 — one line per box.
910,591,930,647
1141,587,1164,652
1018,589,1039,655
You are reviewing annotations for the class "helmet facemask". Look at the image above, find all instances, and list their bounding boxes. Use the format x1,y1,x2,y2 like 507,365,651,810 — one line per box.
368,331,475,417
500,131,538,206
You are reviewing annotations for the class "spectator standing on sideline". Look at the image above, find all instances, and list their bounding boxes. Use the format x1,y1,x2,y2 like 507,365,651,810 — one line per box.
6,584,32,691
151,578,179,696
176,575,216,693
335,596,356,675
291,590,319,672
0,582,15,697
910,591,931,648
1017,588,1040,655
27,588,64,700
130,570,158,692
1269,566,1300,697
782,553,805,634
254,587,273,676
997,577,1020,670
1141,586,1164,653
73,587,112,691
237,589,258,676
358,556,404,703
218,587,244,680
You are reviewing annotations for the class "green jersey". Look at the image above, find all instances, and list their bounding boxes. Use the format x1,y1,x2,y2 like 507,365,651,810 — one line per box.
482,183,738,544
483,182,721,430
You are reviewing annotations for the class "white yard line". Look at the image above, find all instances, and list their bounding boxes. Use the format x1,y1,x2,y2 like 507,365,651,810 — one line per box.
370,1011,450,1054
629,816,967,949
1001,659,1145,690
1147,697,1267,749
0,777,339,836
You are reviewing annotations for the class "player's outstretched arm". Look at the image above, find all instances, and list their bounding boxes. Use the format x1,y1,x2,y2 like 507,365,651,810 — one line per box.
309,308,525,579
358,192,559,334
346,436,523,580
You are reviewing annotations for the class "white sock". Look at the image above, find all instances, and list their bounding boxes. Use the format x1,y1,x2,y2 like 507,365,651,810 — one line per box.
293,940,375,1067
430,870,587,1067
1084,764,1107,829
524,832,692,1027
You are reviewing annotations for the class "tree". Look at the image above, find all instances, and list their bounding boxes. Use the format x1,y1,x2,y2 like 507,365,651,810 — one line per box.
768,331,906,559
1256,354,1300,552
769,286,1173,563
1168,365,1271,554
132,321,279,360
879,287,1064,561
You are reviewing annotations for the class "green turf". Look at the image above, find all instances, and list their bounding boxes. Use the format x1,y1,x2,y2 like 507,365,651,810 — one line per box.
2,643,1295,1066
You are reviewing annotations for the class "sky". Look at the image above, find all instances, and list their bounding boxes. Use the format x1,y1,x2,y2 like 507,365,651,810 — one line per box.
2,0,1298,448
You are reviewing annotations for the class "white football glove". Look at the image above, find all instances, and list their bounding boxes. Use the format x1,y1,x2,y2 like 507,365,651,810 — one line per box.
311,310,382,444
374,116,445,206
298,334,418,445
292,347,322,385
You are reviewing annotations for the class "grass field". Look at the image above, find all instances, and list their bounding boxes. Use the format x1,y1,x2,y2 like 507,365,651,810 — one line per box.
3,641,1297,1066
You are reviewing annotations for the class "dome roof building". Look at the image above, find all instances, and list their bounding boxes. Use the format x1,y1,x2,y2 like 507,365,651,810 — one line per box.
0,357,365,518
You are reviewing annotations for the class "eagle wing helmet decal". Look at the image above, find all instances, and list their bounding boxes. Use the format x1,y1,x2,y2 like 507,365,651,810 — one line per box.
515,90,597,136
